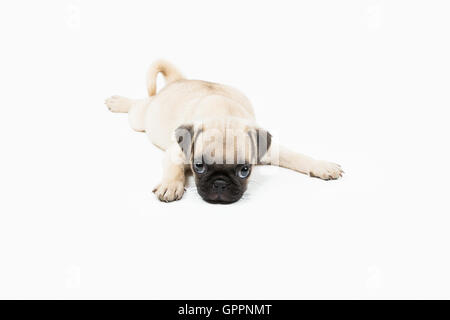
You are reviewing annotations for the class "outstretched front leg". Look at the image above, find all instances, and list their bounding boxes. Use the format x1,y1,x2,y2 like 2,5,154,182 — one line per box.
263,144,343,180
152,143,186,202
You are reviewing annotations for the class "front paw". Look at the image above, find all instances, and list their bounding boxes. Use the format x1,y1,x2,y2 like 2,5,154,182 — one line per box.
152,181,185,202
309,160,344,180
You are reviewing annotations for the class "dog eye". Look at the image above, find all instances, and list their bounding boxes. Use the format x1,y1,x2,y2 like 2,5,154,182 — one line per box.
194,162,206,174
237,165,250,179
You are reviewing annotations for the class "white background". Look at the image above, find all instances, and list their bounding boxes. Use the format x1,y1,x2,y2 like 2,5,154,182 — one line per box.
1,0,449,299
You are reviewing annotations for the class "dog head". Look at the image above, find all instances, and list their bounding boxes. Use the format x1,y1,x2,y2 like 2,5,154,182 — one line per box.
175,118,271,204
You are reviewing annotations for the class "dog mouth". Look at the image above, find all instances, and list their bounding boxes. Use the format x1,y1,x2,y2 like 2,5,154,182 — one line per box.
202,192,241,204
197,183,243,204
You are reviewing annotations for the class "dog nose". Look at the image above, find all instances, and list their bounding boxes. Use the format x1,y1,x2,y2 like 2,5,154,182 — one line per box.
213,179,228,192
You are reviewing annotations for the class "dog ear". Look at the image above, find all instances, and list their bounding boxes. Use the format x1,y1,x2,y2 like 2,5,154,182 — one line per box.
174,124,195,160
249,127,272,163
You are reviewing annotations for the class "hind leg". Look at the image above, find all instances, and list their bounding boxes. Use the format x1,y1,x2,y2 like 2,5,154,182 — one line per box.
128,99,150,132
105,95,133,113
105,95,150,132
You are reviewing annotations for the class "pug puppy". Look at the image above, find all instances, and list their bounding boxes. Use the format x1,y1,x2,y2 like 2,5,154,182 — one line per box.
105,60,343,203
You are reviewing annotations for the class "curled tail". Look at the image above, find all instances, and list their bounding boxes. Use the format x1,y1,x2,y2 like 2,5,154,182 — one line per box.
147,60,183,96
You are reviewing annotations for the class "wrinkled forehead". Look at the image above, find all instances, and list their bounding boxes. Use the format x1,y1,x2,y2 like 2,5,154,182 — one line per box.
193,127,254,165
